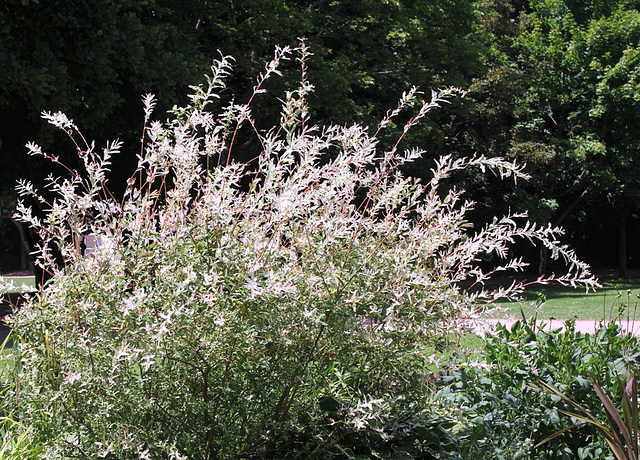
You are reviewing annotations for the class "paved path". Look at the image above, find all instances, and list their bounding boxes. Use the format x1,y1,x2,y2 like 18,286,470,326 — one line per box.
471,318,640,336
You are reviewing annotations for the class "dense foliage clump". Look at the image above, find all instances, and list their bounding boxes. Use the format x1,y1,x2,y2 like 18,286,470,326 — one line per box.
0,45,597,459
438,318,640,459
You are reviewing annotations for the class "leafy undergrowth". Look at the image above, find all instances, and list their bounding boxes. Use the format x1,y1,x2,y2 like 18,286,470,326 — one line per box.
433,318,640,459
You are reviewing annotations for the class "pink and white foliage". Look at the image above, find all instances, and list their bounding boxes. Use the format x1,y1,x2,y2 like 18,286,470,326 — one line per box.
14,45,598,335
5,42,600,457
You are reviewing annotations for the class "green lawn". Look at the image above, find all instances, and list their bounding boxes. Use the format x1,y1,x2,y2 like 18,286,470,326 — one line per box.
1,275,36,293
488,276,640,320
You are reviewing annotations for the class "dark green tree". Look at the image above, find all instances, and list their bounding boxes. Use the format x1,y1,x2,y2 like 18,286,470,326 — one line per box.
0,0,483,273
2,0,484,191
189,0,482,165
464,0,640,276
0,0,207,196
0,0,207,273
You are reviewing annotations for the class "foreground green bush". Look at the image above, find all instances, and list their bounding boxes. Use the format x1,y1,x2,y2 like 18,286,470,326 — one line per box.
438,318,640,459
0,44,597,458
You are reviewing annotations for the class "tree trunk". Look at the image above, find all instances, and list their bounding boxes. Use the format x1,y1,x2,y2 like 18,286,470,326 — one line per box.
538,245,548,275
0,216,34,272
618,202,628,278
9,218,34,271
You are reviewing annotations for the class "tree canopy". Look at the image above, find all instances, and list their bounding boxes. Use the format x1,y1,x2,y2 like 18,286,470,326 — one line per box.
0,0,206,200
0,0,481,198
1,0,640,274
461,0,640,274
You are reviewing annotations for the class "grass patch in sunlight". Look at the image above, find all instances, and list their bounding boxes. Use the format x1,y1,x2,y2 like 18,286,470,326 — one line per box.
488,277,640,320
1,275,35,293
